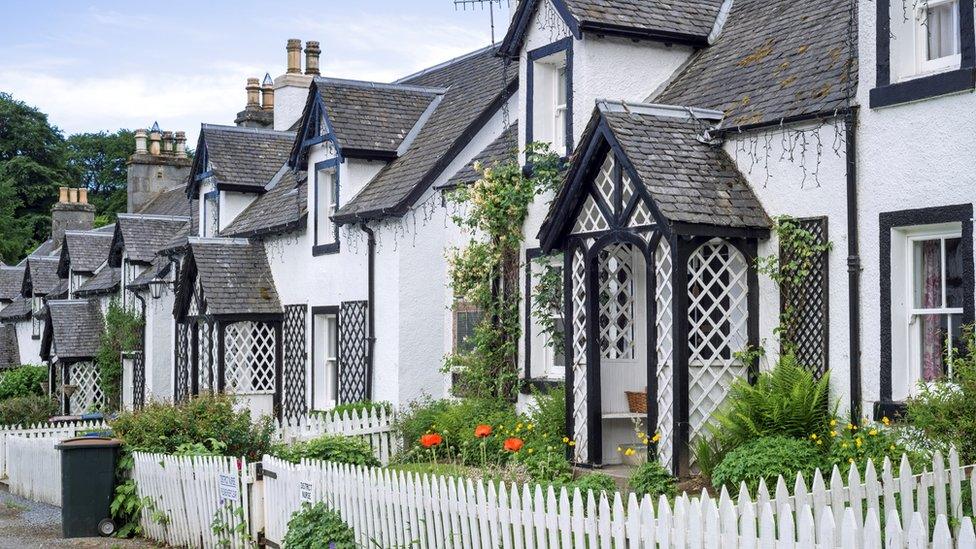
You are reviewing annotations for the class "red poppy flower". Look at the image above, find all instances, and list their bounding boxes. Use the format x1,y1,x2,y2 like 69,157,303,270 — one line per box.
474,424,493,438
420,433,443,448
503,437,524,452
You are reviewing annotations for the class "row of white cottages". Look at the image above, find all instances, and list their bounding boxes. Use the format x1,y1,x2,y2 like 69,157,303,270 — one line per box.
1,0,974,476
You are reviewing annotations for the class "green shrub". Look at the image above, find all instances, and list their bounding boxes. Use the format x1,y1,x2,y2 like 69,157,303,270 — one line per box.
272,434,380,468
110,394,274,460
395,397,518,463
628,461,677,500
0,365,48,400
511,443,573,485
283,502,357,549
96,300,143,411
691,435,725,482
712,436,826,493
709,355,833,452
906,325,976,464
0,394,57,425
573,473,618,496
320,400,393,418
526,384,566,447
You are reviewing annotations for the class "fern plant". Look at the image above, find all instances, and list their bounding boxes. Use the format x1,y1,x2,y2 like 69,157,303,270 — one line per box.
708,354,834,453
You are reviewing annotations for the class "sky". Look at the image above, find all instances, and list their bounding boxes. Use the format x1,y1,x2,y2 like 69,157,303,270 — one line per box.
0,0,512,145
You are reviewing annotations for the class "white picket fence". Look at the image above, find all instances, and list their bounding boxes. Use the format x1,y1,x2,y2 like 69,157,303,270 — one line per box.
6,436,62,506
0,420,108,478
258,455,975,548
131,453,251,549
275,407,397,465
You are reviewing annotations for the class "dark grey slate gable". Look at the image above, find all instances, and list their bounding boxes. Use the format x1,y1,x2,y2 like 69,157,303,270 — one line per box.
188,125,296,197
138,186,194,217
444,123,518,189
333,46,517,223
60,231,114,276
74,267,121,297
24,257,61,297
655,0,856,129
0,324,19,369
44,299,104,360
182,239,282,317
222,168,307,238
0,267,26,303
111,214,191,266
0,297,31,321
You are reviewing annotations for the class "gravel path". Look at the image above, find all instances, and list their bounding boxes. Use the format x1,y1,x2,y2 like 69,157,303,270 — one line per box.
0,484,158,548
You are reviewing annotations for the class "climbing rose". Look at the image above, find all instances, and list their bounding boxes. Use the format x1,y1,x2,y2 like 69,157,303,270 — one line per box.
420,433,443,448
474,424,493,438
503,437,524,452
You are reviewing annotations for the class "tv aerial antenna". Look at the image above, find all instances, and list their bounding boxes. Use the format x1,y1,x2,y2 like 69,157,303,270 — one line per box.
453,0,511,44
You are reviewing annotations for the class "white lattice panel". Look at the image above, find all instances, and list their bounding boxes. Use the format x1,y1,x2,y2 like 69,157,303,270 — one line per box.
572,195,609,234
687,239,749,450
571,247,588,463
197,322,216,393
69,361,105,413
594,152,614,211
225,321,277,395
598,244,635,360
654,238,674,469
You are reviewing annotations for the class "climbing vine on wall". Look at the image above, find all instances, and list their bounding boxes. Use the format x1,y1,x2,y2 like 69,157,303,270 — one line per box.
445,143,562,400
532,255,564,350
96,299,143,411
754,215,833,356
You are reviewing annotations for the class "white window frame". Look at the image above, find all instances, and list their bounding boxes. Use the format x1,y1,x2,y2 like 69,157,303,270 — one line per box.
902,225,964,390
529,257,566,381
914,0,961,76
313,312,338,411
531,50,569,156
315,167,337,247
553,66,568,155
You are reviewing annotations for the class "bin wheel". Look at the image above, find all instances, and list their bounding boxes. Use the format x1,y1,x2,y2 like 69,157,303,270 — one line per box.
97,518,116,537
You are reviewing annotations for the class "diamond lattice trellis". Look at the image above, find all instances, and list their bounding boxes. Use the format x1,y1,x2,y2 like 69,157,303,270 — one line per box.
197,321,216,393
572,194,609,234
282,305,308,420
68,361,105,414
781,217,829,379
338,301,369,404
570,247,588,463
687,239,749,448
654,238,674,469
594,152,614,211
598,243,636,360
132,351,145,410
225,321,277,394
175,322,191,402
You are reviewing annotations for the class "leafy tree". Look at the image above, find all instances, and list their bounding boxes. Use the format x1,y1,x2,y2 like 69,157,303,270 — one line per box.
65,129,134,225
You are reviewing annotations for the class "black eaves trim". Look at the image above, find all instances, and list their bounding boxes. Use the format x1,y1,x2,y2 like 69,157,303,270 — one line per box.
869,68,976,109
312,243,339,256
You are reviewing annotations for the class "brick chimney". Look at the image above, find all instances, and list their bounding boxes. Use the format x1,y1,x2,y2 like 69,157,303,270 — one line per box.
51,187,94,248
126,122,192,214
235,76,274,128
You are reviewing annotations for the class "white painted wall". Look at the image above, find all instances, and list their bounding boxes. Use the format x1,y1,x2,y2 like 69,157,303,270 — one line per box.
273,74,313,132
13,319,41,365
219,191,258,232
142,288,175,403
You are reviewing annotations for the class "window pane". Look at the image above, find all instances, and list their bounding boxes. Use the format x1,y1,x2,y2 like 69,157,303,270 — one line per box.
456,310,482,353
927,2,960,60
556,67,567,105
945,237,964,307
317,171,334,244
913,239,943,308
552,316,566,368
918,313,953,381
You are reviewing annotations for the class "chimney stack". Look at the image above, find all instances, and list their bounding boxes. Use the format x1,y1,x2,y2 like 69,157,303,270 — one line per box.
304,41,321,76
286,38,302,74
135,128,148,154
175,131,187,158
126,121,192,213
246,77,261,107
149,123,161,156
161,131,174,155
261,73,274,110
51,187,95,247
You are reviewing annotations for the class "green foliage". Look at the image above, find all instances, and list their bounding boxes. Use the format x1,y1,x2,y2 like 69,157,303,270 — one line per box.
531,254,564,349
628,461,678,500
0,365,47,400
712,436,827,493
272,434,380,468
822,420,915,473
690,435,725,481
96,299,143,411
0,394,57,426
283,502,357,549
525,385,567,447
396,398,518,462
210,502,252,547
445,142,563,400
65,130,134,225
907,325,976,463
174,438,228,457
318,400,393,418
708,355,833,453
573,473,618,496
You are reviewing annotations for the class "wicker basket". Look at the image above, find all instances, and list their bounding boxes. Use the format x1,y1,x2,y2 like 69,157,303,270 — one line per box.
625,390,647,414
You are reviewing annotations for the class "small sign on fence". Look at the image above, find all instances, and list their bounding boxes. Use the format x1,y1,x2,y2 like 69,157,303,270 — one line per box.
299,481,313,503
218,473,239,504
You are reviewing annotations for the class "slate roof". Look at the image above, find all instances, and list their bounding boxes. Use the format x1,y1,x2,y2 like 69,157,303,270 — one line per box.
48,279,69,300
111,214,191,265
0,267,26,303
655,0,856,129
184,239,281,316
60,231,114,276
129,256,171,290
316,78,445,155
0,324,19,369
24,257,61,297
189,125,295,195
0,297,31,321
444,124,518,189
138,186,194,217
74,267,121,297
334,45,517,222
44,299,104,360
222,168,308,238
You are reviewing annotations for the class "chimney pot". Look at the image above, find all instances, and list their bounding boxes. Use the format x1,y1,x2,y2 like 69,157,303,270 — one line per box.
135,129,148,155
68,188,78,203
149,128,162,156
261,73,275,111
78,188,88,204
175,131,187,158
286,38,302,74
304,41,321,76
59,187,69,203
246,77,261,107
161,131,174,155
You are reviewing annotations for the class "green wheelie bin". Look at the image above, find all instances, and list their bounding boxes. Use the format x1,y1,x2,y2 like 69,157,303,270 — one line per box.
56,437,122,538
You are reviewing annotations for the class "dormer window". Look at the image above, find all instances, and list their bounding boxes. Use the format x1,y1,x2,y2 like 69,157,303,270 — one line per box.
528,38,573,157
313,159,340,255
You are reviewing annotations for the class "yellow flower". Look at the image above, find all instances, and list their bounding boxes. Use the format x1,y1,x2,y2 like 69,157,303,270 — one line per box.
652,433,661,443
810,433,818,440
527,423,534,430
517,422,523,429
855,437,863,448
625,448,636,456
527,448,534,454
816,440,823,446
881,416,891,426
830,419,838,427
841,443,849,449
830,430,838,437
849,458,855,464
562,437,569,444
617,446,623,453
847,423,855,431
889,445,896,451
568,441,576,447
869,429,878,436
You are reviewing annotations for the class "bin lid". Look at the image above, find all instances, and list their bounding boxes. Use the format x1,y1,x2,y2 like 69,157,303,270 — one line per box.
56,437,122,450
